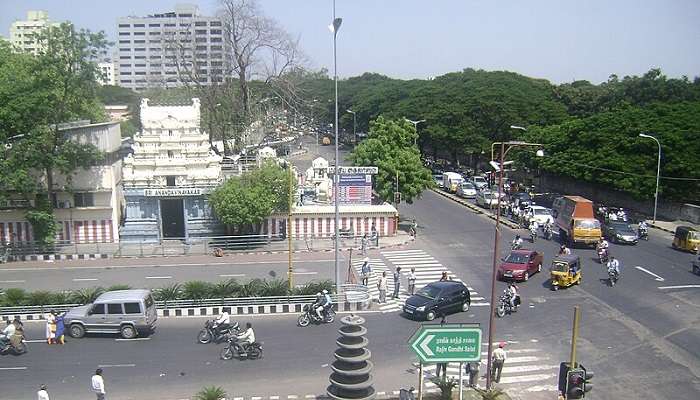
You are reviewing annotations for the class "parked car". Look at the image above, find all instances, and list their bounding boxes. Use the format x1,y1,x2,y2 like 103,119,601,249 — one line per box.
433,174,444,189
602,221,639,244
457,182,477,198
476,191,499,208
403,281,471,321
64,290,157,339
526,205,554,226
471,176,488,190
497,250,544,281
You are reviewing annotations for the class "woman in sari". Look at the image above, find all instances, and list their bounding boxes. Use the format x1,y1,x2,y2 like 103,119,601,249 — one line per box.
46,310,57,344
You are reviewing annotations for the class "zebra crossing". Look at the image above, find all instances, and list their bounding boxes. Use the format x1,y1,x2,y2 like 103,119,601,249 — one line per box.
421,340,559,398
350,249,488,313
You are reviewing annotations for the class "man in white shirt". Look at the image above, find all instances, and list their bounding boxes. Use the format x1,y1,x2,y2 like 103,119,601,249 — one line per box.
91,368,105,400
214,311,231,336
491,342,508,383
37,384,50,400
407,268,417,295
235,322,256,356
0,320,16,347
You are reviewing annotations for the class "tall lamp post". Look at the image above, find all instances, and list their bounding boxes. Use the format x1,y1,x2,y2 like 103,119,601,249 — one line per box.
329,0,343,295
406,119,426,146
346,109,356,145
485,126,543,390
639,133,661,223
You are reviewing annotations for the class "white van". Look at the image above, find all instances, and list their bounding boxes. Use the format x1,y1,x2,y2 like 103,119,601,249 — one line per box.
442,172,464,193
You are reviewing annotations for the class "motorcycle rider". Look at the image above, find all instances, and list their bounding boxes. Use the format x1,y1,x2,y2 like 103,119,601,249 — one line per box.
234,322,256,357
321,289,333,315
0,319,16,348
313,292,327,321
558,244,571,256
507,283,519,310
597,238,610,260
638,220,648,237
543,221,553,239
214,311,231,338
511,235,523,250
529,220,539,240
607,256,621,280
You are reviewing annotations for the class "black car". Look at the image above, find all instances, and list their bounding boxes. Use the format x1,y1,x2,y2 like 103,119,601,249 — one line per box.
602,221,639,244
403,281,471,321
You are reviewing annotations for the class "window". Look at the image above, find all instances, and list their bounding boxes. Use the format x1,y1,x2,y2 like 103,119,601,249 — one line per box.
74,193,94,207
120,79,132,83
134,39,145,44
196,45,207,50
168,129,173,136
195,21,207,26
122,71,132,75
118,24,130,28
210,29,222,34
90,304,106,314
134,31,145,36
135,71,146,75
149,23,160,27
152,48,162,52
151,63,161,68
210,21,222,27
133,23,145,28
120,56,131,60
195,37,207,43
180,23,191,27
120,63,131,68
196,29,207,34
119,40,130,44
210,45,222,51
124,302,141,314
167,150,174,158
166,176,176,186
135,48,146,51
134,55,146,59
119,48,131,52
210,37,222,43
135,63,146,67
107,303,123,314
150,55,161,59
149,31,161,35
119,32,130,36
211,61,222,67
164,23,176,27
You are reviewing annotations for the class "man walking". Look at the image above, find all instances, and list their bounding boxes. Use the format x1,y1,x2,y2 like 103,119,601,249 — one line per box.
91,368,106,399
377,271,388,303
491,342,507,383
435,362,447,379
467,362,480,388
37,384,49,400
360,258,372,286
391,267,402,299
361,234,369,256
407,267,417,295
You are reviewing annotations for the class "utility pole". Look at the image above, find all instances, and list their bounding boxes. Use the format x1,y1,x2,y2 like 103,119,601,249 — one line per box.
287,164,294,290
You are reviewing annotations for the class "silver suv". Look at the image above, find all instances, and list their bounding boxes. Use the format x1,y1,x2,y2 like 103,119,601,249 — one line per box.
64,290,157,339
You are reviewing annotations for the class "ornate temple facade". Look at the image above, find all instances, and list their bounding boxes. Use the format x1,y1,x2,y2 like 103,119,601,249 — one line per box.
119,98,224,241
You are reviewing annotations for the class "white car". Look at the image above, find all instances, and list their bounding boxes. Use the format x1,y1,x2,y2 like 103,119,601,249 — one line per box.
471,176,488,190
526,205,554,225
457,182,477,198
476,191,499,208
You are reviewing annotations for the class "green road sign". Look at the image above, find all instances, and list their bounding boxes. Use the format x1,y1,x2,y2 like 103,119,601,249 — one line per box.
410,326,482,363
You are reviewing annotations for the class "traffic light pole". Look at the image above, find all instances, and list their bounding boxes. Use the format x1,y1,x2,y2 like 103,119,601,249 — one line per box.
570,305,581,368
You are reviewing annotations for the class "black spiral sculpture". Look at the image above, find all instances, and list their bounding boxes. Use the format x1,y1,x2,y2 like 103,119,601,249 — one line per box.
327,314,375,400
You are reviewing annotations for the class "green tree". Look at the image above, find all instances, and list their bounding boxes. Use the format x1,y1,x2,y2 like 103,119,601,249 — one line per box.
209,161,295,233
349,117,433,204
194,386,227,400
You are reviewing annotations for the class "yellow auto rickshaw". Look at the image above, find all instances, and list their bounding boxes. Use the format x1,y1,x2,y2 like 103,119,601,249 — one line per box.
672,226,700,254
550,255,582,291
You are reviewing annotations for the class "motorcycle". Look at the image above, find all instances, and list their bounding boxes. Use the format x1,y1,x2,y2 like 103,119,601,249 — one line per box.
597,247,609,264
220,337,263,361
543,225,553,241
297,304,335,327
197,320,239,344
638,226,649,241
608,267,619,287
495,290,520,318
0,334,27,356
529,227,538,243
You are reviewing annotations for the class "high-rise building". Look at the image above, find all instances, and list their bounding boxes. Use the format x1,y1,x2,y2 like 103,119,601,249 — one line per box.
116,3,228,91
9,10,60,54
98,60,116,86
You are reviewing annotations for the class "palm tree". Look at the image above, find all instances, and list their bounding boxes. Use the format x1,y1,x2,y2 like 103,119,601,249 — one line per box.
475,388,506,400
2,288,27,306
261,279,290,297
194,386,227,400
153,283,182,309
27,290,52,315
182,281,213,304
211,279,240,304
240,278,264,297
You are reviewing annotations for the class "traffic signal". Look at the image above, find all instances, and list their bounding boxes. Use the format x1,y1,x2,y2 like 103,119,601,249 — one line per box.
559,363,593,399
394,192,402,204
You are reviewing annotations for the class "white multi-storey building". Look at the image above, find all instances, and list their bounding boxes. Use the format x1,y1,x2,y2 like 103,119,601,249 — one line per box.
0,121,124,245
120,98,224,241
9,10,59,54
116,3,228,91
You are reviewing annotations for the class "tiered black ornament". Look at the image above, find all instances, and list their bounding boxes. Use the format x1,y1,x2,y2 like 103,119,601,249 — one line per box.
327,314,375,400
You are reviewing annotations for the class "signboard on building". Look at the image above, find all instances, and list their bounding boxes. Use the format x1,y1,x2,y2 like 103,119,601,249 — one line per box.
337,174,372,205
331,166,379,175
144,188,204,197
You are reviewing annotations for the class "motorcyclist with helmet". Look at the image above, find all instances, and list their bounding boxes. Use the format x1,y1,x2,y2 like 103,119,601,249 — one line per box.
511,235,523,250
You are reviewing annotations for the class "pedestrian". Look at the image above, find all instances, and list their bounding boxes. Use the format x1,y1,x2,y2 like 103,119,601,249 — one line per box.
392,267,402,299
440,271,449,281
491,342,507,383
371,224,378,246
435,362,447,379
55,312,65,345
361,234,369,256
407,267,416,295
46,310,56,344
91,368,106,400
360,257,372,286
467,361,480,388
377,271,388,303
37,384,49,400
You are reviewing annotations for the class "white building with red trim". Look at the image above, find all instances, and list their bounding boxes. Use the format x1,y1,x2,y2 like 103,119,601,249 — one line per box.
0,121,123,245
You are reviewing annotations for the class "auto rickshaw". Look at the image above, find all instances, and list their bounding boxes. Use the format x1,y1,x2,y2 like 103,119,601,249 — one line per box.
549,254,582,291
672,226,700,254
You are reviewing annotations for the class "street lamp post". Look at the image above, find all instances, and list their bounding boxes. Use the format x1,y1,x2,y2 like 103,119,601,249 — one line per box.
329,0,343,295
639,133,661,223
406,119,426,146
485,128,542,390
346,109,356,145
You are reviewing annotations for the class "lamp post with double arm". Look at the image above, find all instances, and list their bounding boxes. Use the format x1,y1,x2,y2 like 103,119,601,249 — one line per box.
329,0,343,295
639,133,661,223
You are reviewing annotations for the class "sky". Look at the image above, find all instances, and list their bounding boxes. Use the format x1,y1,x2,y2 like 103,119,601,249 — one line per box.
1,0,699,84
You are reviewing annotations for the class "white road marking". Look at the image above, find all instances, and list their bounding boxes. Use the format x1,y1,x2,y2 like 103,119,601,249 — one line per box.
287,396,298,400
270,397,280,400
293,271,318,275
25,339,48,343
145,276,172,279
635,266,665,282
501,364,558,374
73,278,98,281
97,364,135,368
219,274,245,277
658,285,700,290
0,367,27,370
115,338,151,342
0,259,336,272
524,385,560,392
498,373,557,384
0,280,25,283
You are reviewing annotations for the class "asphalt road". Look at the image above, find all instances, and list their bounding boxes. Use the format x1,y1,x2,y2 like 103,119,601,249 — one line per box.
398,189,700,399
